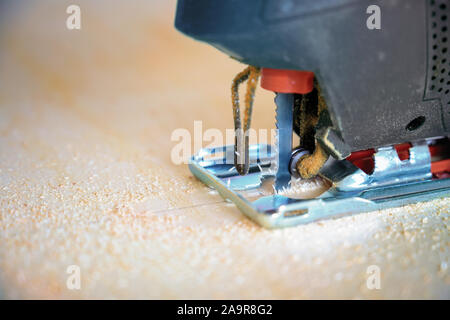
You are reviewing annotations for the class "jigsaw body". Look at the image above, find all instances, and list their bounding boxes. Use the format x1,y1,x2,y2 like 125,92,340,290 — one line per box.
175,0,450,228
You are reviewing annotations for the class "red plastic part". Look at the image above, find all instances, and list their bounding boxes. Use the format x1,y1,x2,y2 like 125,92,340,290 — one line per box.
394,143,411,161
347,141,450,177
432,159,450,174
260,68,314,94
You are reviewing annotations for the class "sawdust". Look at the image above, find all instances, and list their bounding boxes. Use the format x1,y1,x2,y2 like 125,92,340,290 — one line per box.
0,0,448,299
295,80,329,179
278,176,330,199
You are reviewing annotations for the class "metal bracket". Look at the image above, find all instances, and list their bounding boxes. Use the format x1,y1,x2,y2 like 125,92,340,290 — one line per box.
189,143,450,229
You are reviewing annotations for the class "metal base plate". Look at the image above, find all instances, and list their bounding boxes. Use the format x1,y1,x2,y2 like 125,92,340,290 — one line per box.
189,144,450,229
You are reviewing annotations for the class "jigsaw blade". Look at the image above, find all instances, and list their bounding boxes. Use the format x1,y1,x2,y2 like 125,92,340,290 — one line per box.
274,93,294,191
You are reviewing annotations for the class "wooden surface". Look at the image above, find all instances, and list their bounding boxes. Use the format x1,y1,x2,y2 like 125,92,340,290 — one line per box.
0,0,449,299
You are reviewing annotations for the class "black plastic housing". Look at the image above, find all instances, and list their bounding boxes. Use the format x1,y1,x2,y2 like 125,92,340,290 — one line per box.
175,0,449,153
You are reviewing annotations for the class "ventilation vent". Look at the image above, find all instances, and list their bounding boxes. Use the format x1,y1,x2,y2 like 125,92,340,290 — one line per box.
425,0,450,112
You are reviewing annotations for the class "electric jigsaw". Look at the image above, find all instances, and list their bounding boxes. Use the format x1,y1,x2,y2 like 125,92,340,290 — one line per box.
175,0,450,228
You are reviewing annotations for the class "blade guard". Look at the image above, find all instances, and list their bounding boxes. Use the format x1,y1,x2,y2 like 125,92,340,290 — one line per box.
261,68,315,94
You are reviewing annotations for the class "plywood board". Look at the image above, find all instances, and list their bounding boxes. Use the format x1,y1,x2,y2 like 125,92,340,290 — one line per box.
0,0,448,299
